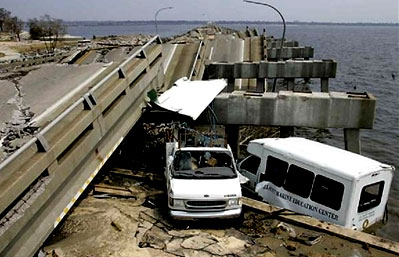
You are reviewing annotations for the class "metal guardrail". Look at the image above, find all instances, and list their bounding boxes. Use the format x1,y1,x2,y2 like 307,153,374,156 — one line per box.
190,37,213,81
0,35,163,256
189,40,203,80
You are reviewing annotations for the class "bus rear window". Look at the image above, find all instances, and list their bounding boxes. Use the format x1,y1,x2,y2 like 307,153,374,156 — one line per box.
358,181,384,213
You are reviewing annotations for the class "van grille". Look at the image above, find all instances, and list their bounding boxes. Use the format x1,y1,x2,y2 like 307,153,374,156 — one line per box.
186,200,227,209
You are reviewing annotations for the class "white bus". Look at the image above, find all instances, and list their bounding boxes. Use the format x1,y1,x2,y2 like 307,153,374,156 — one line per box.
238,137,394,231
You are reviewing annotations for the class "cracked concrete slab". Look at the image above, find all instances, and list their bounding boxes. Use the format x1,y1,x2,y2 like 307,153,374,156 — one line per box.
0,63,108,161
0,80,18,133
19,63,106,123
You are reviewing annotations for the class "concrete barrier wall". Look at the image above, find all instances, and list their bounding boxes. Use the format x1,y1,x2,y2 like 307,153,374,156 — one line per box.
213,91,376,129
266,47,314,60
266,40,299,48
0,36,163,256
207,60,337,79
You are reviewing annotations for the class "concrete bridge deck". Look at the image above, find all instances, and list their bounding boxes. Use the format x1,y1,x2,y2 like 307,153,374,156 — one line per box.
0,25,393,256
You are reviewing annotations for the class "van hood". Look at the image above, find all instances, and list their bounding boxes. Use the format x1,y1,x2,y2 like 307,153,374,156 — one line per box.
170,178,241,199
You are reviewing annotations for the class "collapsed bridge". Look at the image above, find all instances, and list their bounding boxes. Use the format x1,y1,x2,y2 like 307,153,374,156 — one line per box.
0,25,382,256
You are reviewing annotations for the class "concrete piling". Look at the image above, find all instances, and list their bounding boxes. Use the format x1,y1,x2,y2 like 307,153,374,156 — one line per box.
344,128,361,154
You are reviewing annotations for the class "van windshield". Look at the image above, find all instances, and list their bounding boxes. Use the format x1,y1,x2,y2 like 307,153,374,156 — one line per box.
172,150,237,179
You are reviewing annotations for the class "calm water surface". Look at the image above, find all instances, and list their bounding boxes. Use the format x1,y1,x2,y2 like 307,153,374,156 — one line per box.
68,22,399,241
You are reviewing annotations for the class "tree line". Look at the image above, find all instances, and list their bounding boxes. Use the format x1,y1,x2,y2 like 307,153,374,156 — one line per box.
0,8,67,52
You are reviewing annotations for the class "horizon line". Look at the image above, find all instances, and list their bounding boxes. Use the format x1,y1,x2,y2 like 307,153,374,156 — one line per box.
62,20,399,25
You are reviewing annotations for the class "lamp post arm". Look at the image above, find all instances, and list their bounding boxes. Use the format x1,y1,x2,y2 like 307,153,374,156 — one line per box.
243,0,286,61
155,6,173,35
243,0,286,92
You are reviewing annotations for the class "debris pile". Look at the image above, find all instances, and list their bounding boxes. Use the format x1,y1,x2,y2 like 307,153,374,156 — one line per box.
41,166,393,257
164,24,239,44
94,34,153,47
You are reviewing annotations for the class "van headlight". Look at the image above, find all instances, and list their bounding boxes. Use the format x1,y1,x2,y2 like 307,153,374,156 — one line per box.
171,199,185,207
228,198,240,206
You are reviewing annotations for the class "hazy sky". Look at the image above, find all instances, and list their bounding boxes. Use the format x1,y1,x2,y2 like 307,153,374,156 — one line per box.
1,0,398,23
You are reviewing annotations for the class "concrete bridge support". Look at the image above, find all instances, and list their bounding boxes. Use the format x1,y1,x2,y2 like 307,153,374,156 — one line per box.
213,91,375,155
344,128,361,154
226,125,240,158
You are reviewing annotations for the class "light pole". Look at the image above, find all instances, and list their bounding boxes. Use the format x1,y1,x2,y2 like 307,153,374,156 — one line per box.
155,6,173,35
243,0,286,91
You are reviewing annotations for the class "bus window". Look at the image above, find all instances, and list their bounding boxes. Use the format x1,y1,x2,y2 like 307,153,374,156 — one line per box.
284,165,315,198
358,181,384,213
310,175,344,211
260,156,288,187
240,155,261,175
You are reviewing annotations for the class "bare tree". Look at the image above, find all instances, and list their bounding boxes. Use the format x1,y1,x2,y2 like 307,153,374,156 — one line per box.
0,8,11,32
28,15,67,52
4,16,24,41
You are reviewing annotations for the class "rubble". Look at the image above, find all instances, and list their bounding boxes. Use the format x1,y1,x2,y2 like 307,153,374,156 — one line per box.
41,166,397,257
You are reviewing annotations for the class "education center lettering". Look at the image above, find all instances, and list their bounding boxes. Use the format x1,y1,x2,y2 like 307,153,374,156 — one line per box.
259,183,339,221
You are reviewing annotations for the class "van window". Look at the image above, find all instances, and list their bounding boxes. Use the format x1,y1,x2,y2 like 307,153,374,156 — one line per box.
240,155,261,175
358,181,384,213
260,156,288,187
284,165,315,198
310,175,344,211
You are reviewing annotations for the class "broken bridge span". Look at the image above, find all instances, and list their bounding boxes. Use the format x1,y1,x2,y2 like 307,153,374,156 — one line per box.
0,25,387,256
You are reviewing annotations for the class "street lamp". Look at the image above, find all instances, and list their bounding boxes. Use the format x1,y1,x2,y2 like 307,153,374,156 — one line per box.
243,0,286,91
155,6,173,35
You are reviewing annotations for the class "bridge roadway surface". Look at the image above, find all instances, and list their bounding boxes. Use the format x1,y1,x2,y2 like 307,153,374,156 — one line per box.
0,26,396,256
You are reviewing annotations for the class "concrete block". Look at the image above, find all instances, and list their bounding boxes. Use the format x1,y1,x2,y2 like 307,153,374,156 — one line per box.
243,38,251,62
258,61,269,78
286,61,301,78
207,60,337,79
276,61,285,77
235,62,258,78
302,61,313,78
213,91,376,129
312,60,322,77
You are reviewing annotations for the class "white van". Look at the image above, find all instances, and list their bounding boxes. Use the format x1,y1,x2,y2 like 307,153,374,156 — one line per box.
238,137,394,231
165,142,247,219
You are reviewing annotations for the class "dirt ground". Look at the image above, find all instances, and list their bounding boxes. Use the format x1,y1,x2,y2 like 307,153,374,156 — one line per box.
41,168,396,257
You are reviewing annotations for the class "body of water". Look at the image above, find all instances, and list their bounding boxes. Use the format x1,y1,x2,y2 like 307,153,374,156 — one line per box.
67,22,399,241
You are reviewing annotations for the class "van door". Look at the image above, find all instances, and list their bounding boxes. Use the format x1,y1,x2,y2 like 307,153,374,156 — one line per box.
238,155,262,190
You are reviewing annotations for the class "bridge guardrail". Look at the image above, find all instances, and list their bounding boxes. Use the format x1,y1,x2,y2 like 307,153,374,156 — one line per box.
0,35,163,256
